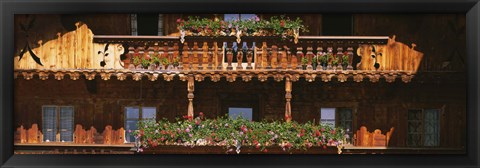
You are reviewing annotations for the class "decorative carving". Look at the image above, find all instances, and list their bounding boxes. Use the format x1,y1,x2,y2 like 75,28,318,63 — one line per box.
305,74,316,82
132,73,143,81
226,74,237,82
163,74,175,81
84,72,96,80
38,72,49,80
258,74,268,82
100,72,111,80
246,49,253,70
368,74,381,83
147,73,159,81
306,47,314,70
384,74,397,83
211,74,221,82
320,74,332,82
69,72,81,80
226,48,233,70
236,49,243,70
116,73,127,81
53,72,64,80
285,77,292,122
401,74,413,83
290,74,300,82
274,74,284,82
241,74,253,82
195,74,205,82
179,74,188,81
353,74,364,82
337,73,348,82
187,75,195,120
296,47,303,70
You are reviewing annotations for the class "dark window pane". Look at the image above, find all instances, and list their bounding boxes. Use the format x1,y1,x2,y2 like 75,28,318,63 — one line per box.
42,106,57,142
59,106,74,142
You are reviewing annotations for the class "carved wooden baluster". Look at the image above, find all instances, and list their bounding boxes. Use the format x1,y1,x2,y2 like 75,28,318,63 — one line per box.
316,46,323,70
173,43,179,70
277,47,284,70
266,47,273,69
286,47,292,70
261,42,268,69
236,45,243,70
180,42,189,70
306,47,314,70
271,45,278,69
216,42,223,70
147,46,155,70
197,43,204,70
255,42,263,69
327,47,334,70
163,42,169,63
137,46,145,69
168,51,174,70
337,47,344,70
296,47,303,70
226,48,233,70
347,47,354,70
188,44,194,70
127,46,135,69
246,47,253,70
193,42,200,70
208,46,214,70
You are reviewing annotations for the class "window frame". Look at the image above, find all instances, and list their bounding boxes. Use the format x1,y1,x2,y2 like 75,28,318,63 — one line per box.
124,106,157,143
41,105,75,142
317,102,358,144
406,108,442,147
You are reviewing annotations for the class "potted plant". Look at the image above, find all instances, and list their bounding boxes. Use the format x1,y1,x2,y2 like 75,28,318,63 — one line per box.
301,57,308,70
133,56,142,70
161,58,170,70
141,57,150,70
312,56,318,70
173,57,180,69
332,56,339,71
319,53,329,70
342,54,349,70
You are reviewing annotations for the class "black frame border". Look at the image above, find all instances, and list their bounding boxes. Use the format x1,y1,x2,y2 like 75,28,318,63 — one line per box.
1,0,479,168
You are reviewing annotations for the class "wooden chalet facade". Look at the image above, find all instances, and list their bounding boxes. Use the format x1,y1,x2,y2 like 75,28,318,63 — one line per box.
13,14,466,154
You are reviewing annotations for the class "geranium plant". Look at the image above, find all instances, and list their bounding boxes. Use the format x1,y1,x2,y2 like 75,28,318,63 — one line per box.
177,15,308,43
132,113,346,154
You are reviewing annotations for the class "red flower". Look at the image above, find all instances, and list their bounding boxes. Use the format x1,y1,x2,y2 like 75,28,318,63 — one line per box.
263,149,268,153
323,145,327,149
256,144,260,149
280,20,285,27
315,130,321,136
331,130,336,134
176,18,182,23
199,112,204,116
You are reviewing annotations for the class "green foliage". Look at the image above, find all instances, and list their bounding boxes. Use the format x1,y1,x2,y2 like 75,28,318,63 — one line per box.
132,115,346,153
133,56,141,66
151,55,161,65
301,57,309,65
161,57,170,65
332,56,339,66
141,57,150,68
177,15,308,38
319,53,330,64
342,54,349,66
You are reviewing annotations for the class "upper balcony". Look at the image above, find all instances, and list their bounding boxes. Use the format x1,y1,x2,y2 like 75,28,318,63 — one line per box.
14,24,422,83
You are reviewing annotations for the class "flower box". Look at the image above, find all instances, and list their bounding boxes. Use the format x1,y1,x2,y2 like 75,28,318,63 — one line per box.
138,145,340,154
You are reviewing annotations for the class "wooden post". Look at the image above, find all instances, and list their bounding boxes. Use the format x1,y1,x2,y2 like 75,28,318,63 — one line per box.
285,76,292,122
187,75,195,120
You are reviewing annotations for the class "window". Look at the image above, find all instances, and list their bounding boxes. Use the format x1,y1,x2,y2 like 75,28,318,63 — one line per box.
228,107,253,121
42,106,74,142
320,108,353,142
407,109,440,147
125,106,156,143
223,14,257,64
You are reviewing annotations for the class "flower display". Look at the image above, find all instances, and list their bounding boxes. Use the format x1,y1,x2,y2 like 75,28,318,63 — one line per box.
177,15,309,43
132,115,346,153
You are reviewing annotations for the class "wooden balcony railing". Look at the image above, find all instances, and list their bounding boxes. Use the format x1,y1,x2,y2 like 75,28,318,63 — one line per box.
92,35,389,72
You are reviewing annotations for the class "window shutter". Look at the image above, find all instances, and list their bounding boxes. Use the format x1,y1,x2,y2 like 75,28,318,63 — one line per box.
42,106,57,142
59,106,74,142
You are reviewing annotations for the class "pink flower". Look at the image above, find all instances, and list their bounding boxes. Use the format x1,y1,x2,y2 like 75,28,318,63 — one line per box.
185,128,190,133
176,18,182,23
